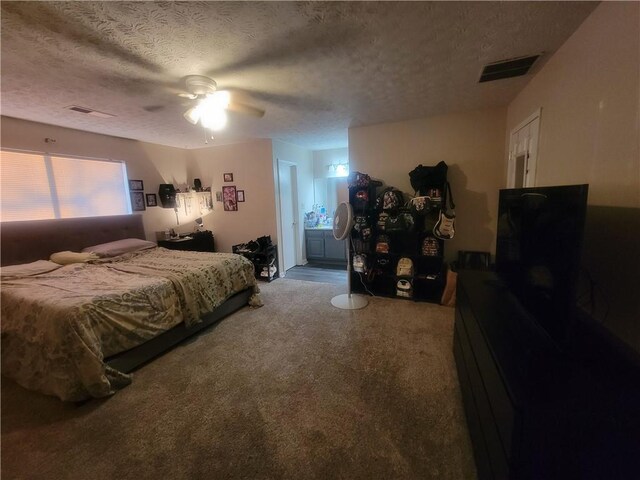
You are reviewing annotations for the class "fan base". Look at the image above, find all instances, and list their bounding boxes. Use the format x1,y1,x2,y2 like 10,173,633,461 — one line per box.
331,294,369,310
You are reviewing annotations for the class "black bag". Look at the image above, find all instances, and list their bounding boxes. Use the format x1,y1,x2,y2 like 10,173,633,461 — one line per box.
376,234,390,254
375,187,404,212
353,215,371,242
386,210,415,232
409,161,448,195
348,171,370,189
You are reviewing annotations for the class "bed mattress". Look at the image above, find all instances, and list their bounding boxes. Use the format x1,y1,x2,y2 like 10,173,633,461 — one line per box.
1,248,261,401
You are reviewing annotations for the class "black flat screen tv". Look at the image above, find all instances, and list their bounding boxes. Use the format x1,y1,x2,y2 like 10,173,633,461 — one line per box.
495,184,589,347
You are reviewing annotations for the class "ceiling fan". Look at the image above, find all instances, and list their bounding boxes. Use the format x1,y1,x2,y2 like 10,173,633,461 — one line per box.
179,75,265,132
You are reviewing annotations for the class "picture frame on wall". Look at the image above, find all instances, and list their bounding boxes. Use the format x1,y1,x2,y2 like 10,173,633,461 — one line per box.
146,193,158,207
237,190,245,202
130,191,146,211
223,173,233,182
215,191,223,202
222,186,237,211
129,179,144,191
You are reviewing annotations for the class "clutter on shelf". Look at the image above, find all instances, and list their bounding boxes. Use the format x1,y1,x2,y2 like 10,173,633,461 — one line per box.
232,235,278,282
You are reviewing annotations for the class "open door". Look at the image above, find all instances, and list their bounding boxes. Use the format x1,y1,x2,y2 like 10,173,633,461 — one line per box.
277,160,299,272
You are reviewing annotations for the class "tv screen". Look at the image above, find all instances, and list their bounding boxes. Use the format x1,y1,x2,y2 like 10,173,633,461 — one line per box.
496,184,589,346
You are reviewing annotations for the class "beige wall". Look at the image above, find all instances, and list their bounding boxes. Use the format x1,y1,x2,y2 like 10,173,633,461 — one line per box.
0,116,189,240
349,107,507,260
312,147,349,179
506,1,639,208
506,2,640,349
272,140,314,268
187,139,277,253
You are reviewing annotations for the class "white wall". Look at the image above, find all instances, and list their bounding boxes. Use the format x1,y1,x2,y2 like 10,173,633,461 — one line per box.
506,2,640,351
272,140,314,269
312,147,349,220
506,1,639,208
349,107,507,261
187,139,277,253
0,116,189,241
312,147,349,179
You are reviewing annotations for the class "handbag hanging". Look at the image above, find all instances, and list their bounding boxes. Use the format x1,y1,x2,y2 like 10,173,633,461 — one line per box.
433,181,456,240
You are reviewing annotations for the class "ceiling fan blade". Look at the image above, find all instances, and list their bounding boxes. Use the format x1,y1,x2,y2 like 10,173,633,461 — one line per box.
1,2,162,74
208,24,358,77
227,101,265,118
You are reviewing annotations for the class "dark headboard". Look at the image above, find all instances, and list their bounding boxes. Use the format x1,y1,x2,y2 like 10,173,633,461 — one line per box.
1,214,146,266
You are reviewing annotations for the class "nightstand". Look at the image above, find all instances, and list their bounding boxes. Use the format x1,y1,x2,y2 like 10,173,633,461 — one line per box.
158,230,215,252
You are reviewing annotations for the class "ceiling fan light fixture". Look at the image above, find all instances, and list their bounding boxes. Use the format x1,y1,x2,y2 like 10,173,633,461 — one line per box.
211,90,231,109
199,106,227,131
183,107,200,125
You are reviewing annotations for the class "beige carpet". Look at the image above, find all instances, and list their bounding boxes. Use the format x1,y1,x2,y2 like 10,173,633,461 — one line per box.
1,278,477,480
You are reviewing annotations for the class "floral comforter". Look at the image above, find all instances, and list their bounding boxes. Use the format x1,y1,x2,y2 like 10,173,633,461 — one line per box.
1,248,261,401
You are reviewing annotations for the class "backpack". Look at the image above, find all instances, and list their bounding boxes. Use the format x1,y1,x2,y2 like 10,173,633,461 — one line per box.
396,279,413,298
396,257,414,277
375,234,390,254
353,216,371,242
421,236,441,256
376,187,404,212
385,209,416,232
354,189,369,209
348,171,371,189
353,254,367,273
409,161,448,195
377,212,389,231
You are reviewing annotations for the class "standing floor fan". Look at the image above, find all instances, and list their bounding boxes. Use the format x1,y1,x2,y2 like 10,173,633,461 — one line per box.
331,202,369,310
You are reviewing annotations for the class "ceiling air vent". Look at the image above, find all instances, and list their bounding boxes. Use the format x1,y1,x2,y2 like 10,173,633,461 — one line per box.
66,105,115,118
479,55,540,83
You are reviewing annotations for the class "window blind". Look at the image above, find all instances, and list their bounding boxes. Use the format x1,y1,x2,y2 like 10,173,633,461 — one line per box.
0,150,131,222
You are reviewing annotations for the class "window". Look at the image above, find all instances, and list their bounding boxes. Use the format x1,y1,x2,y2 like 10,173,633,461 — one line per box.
1,150,131,222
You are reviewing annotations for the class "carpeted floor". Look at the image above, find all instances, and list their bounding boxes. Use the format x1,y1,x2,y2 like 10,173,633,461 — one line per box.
1,279,477,480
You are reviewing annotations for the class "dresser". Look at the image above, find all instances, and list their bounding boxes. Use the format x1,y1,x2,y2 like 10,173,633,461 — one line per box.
455,270,640,479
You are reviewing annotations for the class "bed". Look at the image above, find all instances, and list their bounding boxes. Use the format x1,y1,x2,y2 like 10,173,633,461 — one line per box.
1,215,261,401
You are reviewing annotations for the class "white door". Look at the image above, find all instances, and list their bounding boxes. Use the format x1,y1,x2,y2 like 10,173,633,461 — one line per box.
508,109,541,188
278,161,298,271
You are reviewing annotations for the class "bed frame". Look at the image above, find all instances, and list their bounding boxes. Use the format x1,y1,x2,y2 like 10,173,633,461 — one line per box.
1,214,253,373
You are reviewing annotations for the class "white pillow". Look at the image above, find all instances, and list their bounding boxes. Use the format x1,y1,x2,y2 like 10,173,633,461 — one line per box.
1,260,62,277
50,251,100,265
82,238,156,257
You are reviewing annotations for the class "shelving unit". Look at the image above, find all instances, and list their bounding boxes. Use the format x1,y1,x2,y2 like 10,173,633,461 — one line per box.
175,191,214,217
233,244,279,282
348,179,447,304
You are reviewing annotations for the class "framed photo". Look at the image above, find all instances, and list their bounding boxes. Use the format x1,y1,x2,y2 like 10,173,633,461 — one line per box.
130,191,146,211
215,191,223,202
146,193,158,207
223,173,234,182
222,185,237,211
129,179,144,191
237,190,245,202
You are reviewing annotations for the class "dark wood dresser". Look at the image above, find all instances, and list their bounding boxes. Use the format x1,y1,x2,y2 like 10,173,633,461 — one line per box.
158,230,214,252
454,270,640,479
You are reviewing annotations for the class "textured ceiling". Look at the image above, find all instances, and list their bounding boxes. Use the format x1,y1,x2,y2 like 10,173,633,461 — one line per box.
1,1,598,150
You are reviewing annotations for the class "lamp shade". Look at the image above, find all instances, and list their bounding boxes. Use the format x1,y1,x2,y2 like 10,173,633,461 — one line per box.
183,107,200,125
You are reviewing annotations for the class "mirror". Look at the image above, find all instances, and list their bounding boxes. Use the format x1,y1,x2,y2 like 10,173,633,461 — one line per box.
314,177,348,218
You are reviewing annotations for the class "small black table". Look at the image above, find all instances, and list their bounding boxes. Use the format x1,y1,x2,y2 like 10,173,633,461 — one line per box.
158,230,215,252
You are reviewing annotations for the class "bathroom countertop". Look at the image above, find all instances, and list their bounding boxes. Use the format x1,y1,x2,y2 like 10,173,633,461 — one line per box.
305,226,333,231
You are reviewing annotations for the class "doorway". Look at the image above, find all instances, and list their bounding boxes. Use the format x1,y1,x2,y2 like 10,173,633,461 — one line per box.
277,160,299,272
508,109,541,188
